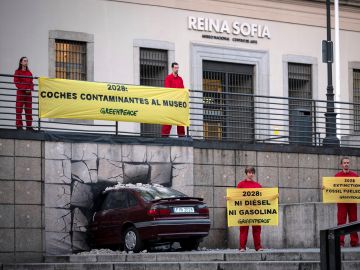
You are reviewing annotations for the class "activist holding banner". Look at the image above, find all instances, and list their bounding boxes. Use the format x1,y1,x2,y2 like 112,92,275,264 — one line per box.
226,166,278,252
237,167,263,252
335,157,359,247
236,167,263,252
161,62,186,137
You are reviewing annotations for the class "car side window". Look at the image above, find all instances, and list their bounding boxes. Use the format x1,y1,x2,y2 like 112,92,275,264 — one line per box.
101,195,111,211
128,192,138,207
101,191,128,210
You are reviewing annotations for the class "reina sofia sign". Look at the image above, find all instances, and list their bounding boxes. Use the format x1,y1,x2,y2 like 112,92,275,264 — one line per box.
188,16,271,39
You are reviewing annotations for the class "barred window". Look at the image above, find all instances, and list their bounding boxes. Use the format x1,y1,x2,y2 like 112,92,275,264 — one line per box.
140,48,168,87
288,63,313,144
288,63,312,101
55,40,87,81
139,48,168,136
353,69,360,131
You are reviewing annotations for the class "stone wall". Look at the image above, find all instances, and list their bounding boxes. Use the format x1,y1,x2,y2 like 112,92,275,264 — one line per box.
1,138,360,261
0,139,43,263
43,142,194,255
193,149,360,249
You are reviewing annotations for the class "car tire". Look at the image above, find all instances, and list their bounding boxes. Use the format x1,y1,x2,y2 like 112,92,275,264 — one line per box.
123,226,143,253
179,238,201,251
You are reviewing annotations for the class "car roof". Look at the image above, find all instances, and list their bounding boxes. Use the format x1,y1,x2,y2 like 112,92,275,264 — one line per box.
103,183,166,194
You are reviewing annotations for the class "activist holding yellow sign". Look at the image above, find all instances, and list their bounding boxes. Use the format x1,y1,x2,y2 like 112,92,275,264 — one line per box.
323,177,360,203
322,157,360,247
38,78,190,126
226,166,278,252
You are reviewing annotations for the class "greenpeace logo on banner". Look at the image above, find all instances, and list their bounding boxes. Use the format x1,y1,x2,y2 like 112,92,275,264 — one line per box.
188,16,271,39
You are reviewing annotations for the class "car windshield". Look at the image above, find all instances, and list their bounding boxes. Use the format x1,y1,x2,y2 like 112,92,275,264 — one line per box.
137,186,187,201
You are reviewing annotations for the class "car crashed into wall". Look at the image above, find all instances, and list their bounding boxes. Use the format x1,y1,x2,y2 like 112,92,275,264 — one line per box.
89,183,211,252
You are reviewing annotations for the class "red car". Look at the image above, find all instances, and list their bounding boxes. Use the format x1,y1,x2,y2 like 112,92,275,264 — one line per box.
89,184,210,252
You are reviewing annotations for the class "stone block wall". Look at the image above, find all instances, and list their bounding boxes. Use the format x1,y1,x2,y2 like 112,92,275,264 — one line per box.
193,149,360,249
43,142,194,255
1,137,360,260
0,139,43,263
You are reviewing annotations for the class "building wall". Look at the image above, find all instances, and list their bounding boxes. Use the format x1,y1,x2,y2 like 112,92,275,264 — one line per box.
193,148,360,248
1,0,360,99
1,0,360,139
2,137,360,262
0,139,44,263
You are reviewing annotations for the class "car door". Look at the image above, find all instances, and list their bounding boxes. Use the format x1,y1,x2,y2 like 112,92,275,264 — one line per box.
126,190,154,240
108,190,129,242
92,192,113,245
95,190,129,245
126,190,146,224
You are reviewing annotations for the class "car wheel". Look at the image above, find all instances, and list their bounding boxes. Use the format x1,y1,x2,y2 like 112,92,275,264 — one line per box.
123,226,143,253
179,238,201,251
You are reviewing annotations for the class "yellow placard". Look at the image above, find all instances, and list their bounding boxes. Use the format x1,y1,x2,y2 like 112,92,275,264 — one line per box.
322,177,360,203
38,78,190,126
226,188,278,227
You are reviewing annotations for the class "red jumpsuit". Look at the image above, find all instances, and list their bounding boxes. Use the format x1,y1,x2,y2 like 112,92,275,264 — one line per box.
237,179,262,250
161,73,185,137
335,170,359,247
13,69,34,128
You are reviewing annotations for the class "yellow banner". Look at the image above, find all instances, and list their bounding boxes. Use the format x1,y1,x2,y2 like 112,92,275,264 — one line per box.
226,188,278,227
38,78,190,126
323,177,360,203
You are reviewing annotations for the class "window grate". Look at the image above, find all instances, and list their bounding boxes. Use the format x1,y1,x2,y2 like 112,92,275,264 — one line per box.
55,40,87,81
202,71,226,140
288,62,313,144
354,69,360,132
288,63,312,100
202,61,255,142
139,48,168,136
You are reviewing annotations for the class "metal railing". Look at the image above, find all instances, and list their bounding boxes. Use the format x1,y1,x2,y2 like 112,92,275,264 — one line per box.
1,73,360,147
189,88,360,147
320,221,360,270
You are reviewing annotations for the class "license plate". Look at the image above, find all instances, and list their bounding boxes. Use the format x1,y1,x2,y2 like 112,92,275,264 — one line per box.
173,207,195,213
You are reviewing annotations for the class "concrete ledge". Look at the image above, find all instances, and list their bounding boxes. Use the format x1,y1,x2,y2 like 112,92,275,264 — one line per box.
4,261,360,270
1,129,360,156
42,248,360,263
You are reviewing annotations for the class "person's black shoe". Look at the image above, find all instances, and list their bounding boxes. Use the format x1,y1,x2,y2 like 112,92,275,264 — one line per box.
26,127,34,131
16,127,23,130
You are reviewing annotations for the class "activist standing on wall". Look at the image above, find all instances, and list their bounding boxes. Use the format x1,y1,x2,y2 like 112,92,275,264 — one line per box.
237,166,263,252
335,157,359,247
161,62,186,137
13,56,34,130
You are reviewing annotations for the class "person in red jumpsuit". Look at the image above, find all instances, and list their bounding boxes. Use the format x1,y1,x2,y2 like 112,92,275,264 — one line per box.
237,166,263,252
161,62,185,137
13,56,34,130
335,157,359,247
